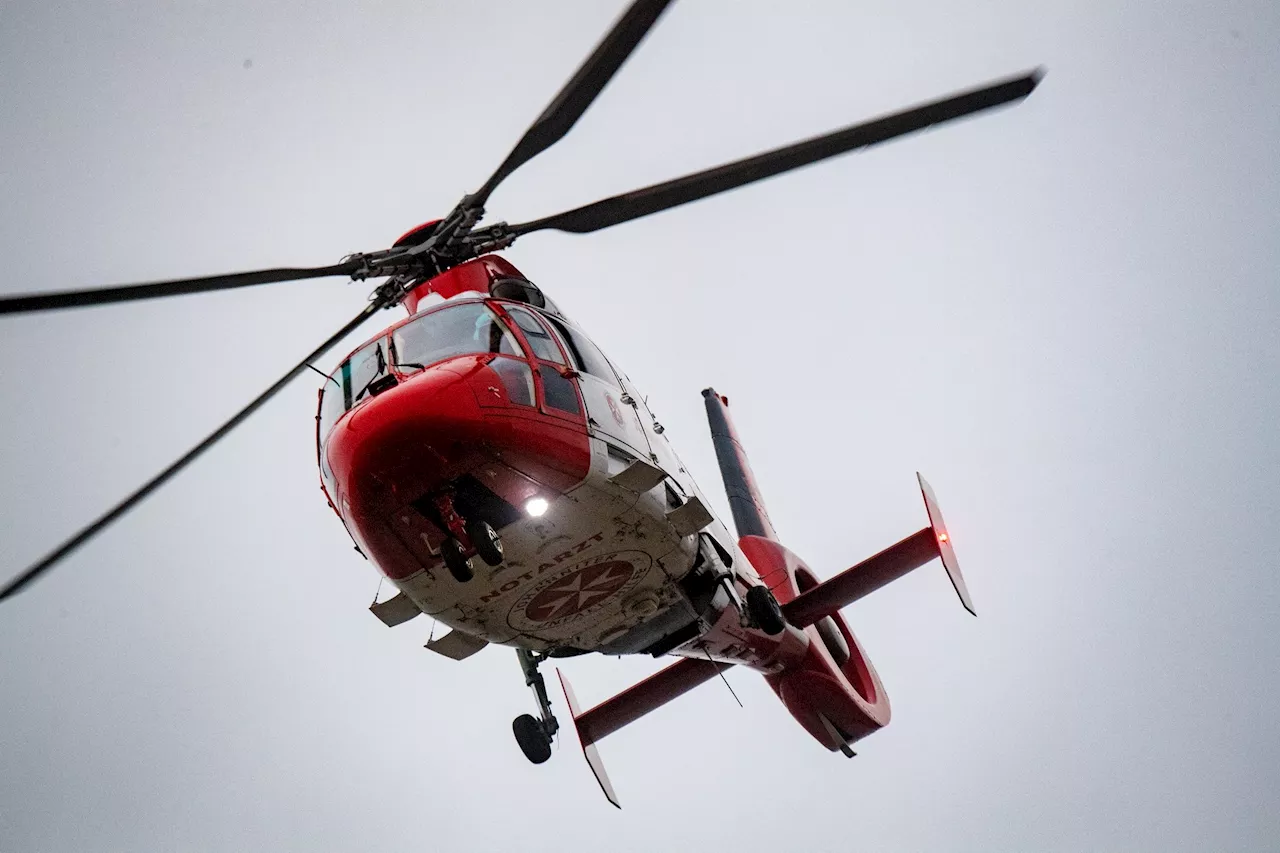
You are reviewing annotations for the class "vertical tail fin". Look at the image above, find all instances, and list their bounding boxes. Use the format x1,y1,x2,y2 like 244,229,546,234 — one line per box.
702,388,777,540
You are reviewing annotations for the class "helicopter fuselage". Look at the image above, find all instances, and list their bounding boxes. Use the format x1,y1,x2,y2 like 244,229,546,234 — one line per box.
318,256,776,666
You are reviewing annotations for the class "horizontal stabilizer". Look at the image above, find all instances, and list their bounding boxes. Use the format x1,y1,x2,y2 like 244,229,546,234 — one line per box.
558,657,730,808
781,474,973,626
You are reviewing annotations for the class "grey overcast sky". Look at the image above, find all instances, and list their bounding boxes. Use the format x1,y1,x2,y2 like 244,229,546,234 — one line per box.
1,1,1278,851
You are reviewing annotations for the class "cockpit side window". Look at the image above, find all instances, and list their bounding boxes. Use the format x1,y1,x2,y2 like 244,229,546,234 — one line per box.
319,338,386,443
503,305,566,365
318,373,346,446
545,315,619,387
349,341,388,406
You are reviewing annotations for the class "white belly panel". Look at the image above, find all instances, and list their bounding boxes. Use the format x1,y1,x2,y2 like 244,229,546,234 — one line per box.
392,437,701,651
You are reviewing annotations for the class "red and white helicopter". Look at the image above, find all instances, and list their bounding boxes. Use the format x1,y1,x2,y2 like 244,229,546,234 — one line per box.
0,0,1040,807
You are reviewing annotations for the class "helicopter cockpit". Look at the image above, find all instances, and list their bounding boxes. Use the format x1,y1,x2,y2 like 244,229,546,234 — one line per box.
317,300,521,445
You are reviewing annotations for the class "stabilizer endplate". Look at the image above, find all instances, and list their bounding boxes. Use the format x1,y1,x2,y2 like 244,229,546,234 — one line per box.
558,670,621,809
780,475,974,627
917,473,975,616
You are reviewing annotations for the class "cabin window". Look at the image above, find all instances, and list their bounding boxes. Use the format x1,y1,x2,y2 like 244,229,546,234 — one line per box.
503,306,566,365
538,364,580,415
545,315,618,386
392,301,520,371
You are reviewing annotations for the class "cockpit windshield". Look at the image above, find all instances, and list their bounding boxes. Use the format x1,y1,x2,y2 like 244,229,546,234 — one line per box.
317,301,521,444
392,300,520,370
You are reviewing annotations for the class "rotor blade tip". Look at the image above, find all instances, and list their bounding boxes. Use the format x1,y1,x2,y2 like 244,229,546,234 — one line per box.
1030,66,1047,88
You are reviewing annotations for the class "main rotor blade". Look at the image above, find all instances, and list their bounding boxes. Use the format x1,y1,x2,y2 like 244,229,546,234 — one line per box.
509,69,1043,236
0,261,362,315
0,299,388,603
469,0,674,206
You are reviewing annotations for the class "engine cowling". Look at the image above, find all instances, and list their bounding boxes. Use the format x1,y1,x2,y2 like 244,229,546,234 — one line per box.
739,536,891,752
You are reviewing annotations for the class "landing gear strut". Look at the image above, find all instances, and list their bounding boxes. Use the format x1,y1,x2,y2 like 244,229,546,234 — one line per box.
513,648,559,765
431,490,503,583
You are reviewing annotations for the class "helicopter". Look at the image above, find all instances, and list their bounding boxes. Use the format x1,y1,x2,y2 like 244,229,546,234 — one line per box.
0,0,1040,807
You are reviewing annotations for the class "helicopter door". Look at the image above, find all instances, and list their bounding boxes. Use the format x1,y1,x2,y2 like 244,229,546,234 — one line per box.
536,313,652,460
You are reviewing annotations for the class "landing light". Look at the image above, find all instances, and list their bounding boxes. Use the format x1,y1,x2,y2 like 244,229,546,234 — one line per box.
525,497,549,517
938,532,950,544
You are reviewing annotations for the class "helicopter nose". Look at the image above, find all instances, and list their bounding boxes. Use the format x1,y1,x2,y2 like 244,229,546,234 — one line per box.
325,366,482,513
323,358,591,523
320,358,592,580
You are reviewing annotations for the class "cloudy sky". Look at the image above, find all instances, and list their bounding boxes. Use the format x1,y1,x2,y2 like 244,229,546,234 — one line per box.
2,1,1277,850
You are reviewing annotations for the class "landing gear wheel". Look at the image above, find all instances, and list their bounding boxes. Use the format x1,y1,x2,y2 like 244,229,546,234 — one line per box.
512,713,553,764
467,518,504,567
514,649,559,764
746,584,785,635
441,538,473,583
